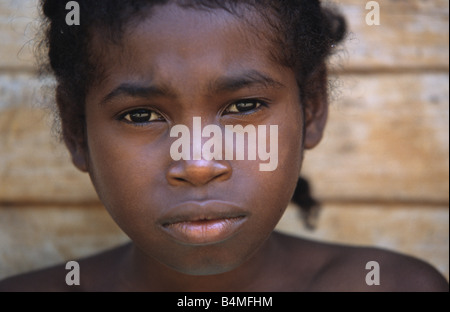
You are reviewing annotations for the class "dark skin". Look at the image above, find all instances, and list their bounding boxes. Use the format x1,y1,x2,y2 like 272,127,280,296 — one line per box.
0,4,448,292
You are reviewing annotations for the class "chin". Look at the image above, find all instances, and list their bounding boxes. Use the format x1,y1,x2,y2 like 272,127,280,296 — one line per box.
159,242,256,277
164,252,246,276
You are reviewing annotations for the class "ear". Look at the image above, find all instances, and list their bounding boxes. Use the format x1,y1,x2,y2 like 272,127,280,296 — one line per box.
64,134,89,172
303,64,329,149
56,87,89,172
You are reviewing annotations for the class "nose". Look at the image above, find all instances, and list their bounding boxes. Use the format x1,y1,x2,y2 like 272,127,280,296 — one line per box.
167,159,232,187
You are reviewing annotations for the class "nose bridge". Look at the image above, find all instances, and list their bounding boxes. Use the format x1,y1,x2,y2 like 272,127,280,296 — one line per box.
191,116,217,160
167,113,230,187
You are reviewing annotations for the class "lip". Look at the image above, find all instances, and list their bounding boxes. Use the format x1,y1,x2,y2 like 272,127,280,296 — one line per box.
158,200,249,246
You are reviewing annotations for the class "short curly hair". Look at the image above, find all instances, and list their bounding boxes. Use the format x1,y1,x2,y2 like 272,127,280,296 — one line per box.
39,0,345,145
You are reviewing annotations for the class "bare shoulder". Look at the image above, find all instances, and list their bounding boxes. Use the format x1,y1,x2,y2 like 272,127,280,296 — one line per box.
359,247,449,292
0,243,131,292
275,232,449,292
0,263,71,292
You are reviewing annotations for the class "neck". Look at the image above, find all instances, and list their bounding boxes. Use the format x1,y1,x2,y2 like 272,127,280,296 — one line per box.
123,233,281,292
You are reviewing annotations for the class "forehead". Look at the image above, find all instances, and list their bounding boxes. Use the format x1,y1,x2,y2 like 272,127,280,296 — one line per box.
88,3,289,100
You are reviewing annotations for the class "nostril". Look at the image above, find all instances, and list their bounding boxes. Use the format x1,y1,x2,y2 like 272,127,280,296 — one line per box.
214,165,232,181
167,160,232,186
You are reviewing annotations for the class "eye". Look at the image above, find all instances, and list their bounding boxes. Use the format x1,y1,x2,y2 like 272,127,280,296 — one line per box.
120,109,165,124
224,99,265,114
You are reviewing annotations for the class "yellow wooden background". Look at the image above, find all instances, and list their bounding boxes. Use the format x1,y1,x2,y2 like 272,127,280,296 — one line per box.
0,0,449,282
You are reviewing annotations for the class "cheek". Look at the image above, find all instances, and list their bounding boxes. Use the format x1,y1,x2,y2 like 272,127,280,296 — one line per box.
269,105,304,212
271,100,304,181
84,119,171,228
239,106,304,230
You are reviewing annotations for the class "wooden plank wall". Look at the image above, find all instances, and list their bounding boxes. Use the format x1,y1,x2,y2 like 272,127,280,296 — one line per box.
0,0,448,281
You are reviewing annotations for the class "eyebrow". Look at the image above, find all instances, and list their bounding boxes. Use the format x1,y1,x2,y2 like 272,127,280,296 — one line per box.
101,83,175,105
209,70,285,94
100,70,285,105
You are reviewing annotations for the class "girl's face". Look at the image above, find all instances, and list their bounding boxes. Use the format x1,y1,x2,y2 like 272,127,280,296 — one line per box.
78,4,316,275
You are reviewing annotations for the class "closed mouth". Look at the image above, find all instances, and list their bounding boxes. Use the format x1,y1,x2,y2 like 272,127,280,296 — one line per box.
158,201,249,246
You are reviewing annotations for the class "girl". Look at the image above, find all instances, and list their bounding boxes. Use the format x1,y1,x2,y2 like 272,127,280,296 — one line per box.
1,0,448,291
